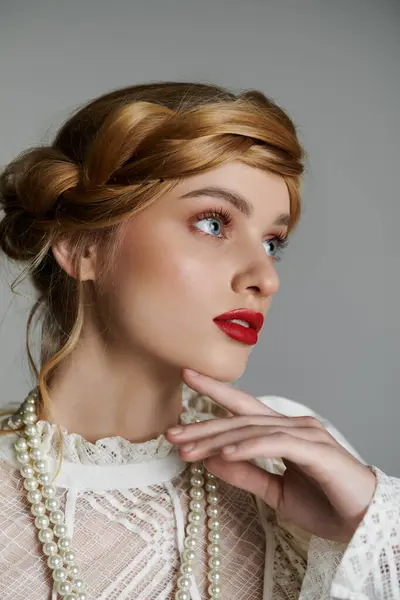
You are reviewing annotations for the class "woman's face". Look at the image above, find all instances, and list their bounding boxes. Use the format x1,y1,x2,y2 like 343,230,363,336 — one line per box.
97,162,291,382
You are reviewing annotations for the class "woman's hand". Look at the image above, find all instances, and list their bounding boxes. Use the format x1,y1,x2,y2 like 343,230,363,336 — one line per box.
166,369,377,543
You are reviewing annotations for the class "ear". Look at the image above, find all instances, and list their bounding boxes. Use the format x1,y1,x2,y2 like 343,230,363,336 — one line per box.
52,237,98,281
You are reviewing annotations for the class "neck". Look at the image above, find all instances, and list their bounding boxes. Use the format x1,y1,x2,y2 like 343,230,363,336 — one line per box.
41,329,186,444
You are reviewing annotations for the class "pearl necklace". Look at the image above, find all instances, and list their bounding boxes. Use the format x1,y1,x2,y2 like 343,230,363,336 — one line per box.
10,389,222,599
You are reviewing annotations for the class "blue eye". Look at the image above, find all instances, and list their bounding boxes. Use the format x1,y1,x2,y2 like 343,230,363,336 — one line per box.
194,207,289,260
194,208,232,238
264,237,289,262
196,217,222,236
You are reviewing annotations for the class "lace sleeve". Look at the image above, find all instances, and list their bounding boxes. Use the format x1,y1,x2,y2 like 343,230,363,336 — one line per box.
299,464,400,600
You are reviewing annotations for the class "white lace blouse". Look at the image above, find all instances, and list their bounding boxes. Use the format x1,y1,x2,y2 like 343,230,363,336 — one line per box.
0,393,399,599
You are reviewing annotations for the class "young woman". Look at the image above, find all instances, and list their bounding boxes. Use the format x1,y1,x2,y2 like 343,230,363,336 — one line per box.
0,82,398,600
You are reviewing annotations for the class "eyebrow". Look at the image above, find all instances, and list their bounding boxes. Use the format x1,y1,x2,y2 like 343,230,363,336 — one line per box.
180,186,291,227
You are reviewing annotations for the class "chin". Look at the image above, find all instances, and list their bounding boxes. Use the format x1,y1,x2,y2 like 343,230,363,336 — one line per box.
194,345,250,383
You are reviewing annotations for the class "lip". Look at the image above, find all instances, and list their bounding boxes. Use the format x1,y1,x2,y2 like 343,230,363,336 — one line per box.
213,309,264,333
213,309,264,346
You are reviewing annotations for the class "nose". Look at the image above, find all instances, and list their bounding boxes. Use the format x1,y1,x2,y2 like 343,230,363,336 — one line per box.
231,254,280,301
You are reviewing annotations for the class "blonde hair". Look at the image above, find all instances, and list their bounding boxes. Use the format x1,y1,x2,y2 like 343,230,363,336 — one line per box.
0,81,305,430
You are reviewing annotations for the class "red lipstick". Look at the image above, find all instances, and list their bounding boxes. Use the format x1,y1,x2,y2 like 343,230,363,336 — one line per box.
213,309,264,346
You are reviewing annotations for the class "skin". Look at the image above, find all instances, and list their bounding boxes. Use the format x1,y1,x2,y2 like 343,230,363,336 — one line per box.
49,162,288,443
50,159,377,541
167,369,377,542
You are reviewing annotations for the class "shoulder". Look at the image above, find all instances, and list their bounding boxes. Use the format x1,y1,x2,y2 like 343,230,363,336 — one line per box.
256,394,365,463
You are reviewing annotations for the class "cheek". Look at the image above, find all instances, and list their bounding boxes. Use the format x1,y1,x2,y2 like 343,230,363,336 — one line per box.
113,230,220,318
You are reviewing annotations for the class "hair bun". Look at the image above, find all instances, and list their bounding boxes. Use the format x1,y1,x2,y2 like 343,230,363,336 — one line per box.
0,147,79,260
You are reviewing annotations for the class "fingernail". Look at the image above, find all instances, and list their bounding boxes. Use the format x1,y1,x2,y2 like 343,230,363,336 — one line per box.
185,369,200,377
222,445,237,454
181,443,196,452
168,426,183,435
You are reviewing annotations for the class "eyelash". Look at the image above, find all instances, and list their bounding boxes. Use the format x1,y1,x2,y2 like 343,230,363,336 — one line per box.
194,207,289,261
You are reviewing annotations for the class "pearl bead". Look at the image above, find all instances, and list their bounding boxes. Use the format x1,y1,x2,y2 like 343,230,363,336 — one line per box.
20,465,34,477
29,447,44,461
68,564,80,578
72,579,84,591
27,434,41,448
183,536,197,550
24,476,39,491
183,563,195,578
177,575,191,590
22,413,37,425
207,505,219,518
42,485,56,498
38,528,54,543
207,568,221,583
175,591,190,600
182,549,196,563
50,510,64,525
16,450,30,464
209,556,222,569
24,423,38,437
23,404,36,414
188,511,202,524
205,480,219,492
47,554,63,569
208,543,221,556
76,593,87,600
31,502,46,517
54,523,67,537
25,397,36,405
53,567,68,582
58,536,72,551
186,523,200,536
45,497,60,511
189,499,204,511
27,489,42,504
190,475,205,487
189,487,204,500
14,437,28,451
208,583,222,597
56,580,72,595
34,515,50,529
62,549,75,564
205,471,216,479
11,415,23,428
33,459,47,473
207,493,219,505
37,472,51,485
43,541,58,556
190,463,204,475
65,595,78,600
208,517,220,530
208,530,221,543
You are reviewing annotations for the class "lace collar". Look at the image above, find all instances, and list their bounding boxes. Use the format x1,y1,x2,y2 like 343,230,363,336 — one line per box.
0,407,203,490
1,384,206,466
34,415,195,466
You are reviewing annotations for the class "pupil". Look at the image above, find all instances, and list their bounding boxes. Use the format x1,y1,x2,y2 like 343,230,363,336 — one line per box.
211,220,220,234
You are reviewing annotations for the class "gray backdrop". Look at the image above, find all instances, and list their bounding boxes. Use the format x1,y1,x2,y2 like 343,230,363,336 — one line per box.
0,0,399,474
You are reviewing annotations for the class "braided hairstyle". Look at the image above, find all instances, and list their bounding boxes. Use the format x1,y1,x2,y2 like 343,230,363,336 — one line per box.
0,81,305,421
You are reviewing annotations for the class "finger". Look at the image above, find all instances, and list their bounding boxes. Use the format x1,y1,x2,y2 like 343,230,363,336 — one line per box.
182,369,283,417
219,433,324,473
168,414,325,442
178,426,327,460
